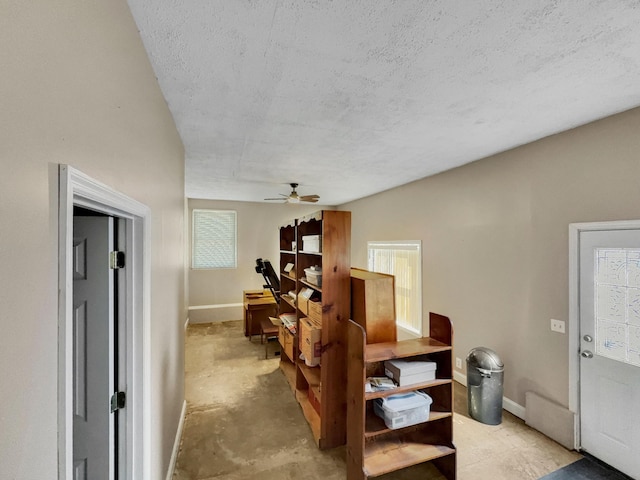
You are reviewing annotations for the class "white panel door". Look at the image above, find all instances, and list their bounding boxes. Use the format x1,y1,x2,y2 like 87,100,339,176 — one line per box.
579,229,640,478
73,216,115,480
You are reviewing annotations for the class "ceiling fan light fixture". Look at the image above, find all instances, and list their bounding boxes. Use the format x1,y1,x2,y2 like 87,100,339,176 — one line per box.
264,182,319,203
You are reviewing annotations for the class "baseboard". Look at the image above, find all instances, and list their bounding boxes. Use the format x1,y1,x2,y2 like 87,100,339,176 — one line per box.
453,369,466,386
187,304,243,323
503,396,526,419
166,400,187,480
187,302,243,310
453,370,526,420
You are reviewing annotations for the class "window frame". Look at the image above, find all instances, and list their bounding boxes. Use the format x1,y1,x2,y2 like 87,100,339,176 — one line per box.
191,209,237,270
367,240,423,335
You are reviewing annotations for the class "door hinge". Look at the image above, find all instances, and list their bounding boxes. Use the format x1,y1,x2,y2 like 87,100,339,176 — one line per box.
110,251,125,269
110,391,126,413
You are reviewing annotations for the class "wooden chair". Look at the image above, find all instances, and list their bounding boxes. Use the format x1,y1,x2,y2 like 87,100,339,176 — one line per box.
259,317,279,359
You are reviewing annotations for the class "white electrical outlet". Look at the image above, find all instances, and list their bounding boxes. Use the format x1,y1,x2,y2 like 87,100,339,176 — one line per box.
456,357,462,369
550,319,565,334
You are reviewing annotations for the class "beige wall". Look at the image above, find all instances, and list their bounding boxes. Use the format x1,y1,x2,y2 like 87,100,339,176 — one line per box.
1,1,185,478
341,107,640,412
187,199,322,322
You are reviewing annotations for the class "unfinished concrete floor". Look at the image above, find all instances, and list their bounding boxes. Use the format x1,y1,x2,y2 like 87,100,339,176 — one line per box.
173,320,581,480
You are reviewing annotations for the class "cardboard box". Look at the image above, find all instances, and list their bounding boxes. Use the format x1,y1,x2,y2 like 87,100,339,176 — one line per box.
298,296,308,316
309,385,321,415
299,317,322,367
297,288,314,315
278,325,294,361
302,234,322,253
384,359,436,387
308,300,322,325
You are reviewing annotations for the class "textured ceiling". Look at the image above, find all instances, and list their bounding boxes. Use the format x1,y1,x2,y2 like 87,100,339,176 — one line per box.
127,0,640,205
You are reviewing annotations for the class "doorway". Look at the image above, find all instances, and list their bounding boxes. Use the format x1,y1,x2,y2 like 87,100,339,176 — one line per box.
72,212,118,479
58,166,151,480
569,221,640,478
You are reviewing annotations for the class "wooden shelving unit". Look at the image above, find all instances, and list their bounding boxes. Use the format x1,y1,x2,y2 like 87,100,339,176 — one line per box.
346,313,456,479
277,210,351,449
277,218,298,395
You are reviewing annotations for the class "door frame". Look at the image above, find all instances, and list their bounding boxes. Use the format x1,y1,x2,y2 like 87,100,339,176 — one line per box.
58,165,151,480
568,219,640,450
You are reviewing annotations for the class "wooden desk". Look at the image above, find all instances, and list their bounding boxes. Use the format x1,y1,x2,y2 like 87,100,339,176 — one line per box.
243,290,278,340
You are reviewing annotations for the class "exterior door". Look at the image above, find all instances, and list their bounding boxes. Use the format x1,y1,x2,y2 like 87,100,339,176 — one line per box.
73,216,115,480
579,229,640,478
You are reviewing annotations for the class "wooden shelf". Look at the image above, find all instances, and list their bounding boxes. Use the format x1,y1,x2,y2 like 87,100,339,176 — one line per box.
299,278,322,293
365,337,451,363
363,438,455,478
364,410,452,438
278,210,351,449
296,389,321,443
280,358,297,392
347,313,456,480
281,294,296,310
298,361,321,387
281,272,296,282
365,378,452,401
298,250,322,256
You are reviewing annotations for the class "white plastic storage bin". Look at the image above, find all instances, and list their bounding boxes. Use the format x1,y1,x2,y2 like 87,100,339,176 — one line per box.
302,235,322,253
304,266,322,287
373,391,432,429
384,359,436,386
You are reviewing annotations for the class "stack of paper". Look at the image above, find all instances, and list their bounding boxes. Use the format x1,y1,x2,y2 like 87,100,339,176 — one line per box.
279,313,297,334
366,376,397,392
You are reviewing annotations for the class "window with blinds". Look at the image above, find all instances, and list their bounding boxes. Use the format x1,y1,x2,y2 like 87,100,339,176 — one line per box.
192,209,237,269
367,241,422,334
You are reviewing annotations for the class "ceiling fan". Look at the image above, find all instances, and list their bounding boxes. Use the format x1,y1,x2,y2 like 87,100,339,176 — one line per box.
264,183,320,203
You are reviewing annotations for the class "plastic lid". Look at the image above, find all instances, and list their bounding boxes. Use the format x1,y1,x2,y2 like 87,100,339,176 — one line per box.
385,359,436,375
466,347,504,372
379,391,432,412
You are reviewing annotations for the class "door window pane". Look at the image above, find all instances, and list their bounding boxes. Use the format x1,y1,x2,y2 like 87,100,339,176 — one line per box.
595,248,640,365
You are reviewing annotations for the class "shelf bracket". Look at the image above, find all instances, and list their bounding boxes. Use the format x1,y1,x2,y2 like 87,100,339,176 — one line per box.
320,342,333,354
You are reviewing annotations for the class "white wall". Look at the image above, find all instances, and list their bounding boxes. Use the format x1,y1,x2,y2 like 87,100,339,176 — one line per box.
0,1,185,478
187,199,322,322
341,107,640,418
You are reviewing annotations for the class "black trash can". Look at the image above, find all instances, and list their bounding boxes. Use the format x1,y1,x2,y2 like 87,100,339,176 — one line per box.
466,347,504,425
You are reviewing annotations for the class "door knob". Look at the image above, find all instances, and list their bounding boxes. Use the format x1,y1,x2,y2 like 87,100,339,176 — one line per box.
581,350,593,358
583,334,593,343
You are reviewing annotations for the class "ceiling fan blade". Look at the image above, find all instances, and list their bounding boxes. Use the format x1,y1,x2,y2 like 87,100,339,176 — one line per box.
265,184,318,203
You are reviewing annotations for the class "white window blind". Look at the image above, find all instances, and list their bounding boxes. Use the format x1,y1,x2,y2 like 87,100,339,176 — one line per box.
367,241,422,335
192,209,237,269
